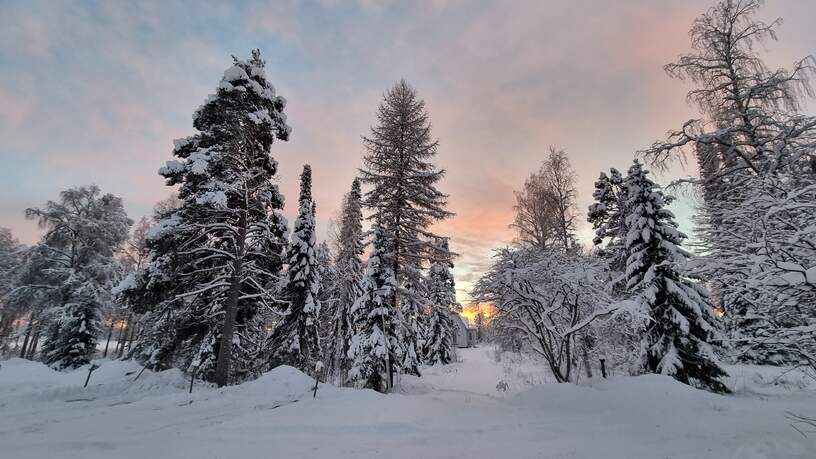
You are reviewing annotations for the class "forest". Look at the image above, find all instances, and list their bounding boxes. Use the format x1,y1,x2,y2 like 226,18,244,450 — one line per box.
0,1,815,457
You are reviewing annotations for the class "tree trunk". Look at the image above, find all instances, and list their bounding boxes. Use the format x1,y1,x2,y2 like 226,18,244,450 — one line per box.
0,314,15,350
582,346,593,379
19,325,31,358
126,320,138,353
27,328,40,359
119,313,135,358
102,322,114,358
213,211,246,388
387,230,399,392
116,318,129,358
214,265,241,387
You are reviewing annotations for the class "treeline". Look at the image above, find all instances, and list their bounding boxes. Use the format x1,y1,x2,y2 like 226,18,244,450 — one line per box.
475,0,815,393
0,52,460,393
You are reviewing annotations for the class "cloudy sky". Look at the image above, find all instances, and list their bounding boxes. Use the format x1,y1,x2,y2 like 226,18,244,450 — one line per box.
1,0,814,304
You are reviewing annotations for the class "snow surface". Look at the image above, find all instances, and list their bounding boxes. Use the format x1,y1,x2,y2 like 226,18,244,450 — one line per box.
1,347,815,458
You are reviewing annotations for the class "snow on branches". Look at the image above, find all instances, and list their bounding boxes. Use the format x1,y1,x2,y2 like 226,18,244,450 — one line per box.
120,49,290,386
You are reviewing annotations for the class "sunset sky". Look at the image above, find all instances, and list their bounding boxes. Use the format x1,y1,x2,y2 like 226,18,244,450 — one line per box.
2,0,815,305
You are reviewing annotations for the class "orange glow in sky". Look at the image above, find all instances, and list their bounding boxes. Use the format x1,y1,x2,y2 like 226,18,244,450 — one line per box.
460,303,496,325
2,1,814,307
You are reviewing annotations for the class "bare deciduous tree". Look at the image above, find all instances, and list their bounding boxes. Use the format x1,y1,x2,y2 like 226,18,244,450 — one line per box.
512,146,578,252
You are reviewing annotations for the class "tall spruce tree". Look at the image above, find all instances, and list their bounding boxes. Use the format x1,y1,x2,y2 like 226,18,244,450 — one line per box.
348,225,400,392
423,238,456,365
622,161,728,393
326,178,365,382
359,79,453,378
120,49,290,386
267,165,322,374
26,186,131,369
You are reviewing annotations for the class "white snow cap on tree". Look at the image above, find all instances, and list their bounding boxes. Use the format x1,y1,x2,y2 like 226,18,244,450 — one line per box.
622,160,728,393
120,49,290,385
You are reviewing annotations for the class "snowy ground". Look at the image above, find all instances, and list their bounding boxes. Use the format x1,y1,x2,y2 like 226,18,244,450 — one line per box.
1,347,815,459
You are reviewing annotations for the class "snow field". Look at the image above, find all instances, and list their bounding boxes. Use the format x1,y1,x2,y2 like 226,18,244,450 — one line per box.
1,346,814,459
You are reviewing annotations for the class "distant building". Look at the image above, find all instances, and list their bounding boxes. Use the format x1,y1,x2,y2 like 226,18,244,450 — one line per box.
451,313,477,348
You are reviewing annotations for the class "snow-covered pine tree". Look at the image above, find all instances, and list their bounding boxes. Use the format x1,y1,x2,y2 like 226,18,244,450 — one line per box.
25,186,131,369
326,178,365,382
423,238,456,365
348,225,400,392
622,161,728,393
267,165,322,374
40,282,103,369
360,79,454,378
119,49,290,386
587,168,628,271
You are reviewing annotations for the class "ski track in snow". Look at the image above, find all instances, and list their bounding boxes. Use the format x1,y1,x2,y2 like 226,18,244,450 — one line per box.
1,346,815,459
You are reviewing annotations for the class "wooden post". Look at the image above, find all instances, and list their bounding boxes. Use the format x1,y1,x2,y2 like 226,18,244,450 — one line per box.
600,358,607,379
133,364,148,381
313,361,324,398
189,366,199,394
84,363,100,388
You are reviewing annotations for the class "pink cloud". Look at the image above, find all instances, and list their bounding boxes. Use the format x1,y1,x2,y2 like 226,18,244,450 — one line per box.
2,0,814,302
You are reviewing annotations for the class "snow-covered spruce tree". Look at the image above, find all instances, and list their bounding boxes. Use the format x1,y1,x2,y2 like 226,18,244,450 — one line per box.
360,79,454,377
641,0,816,366
326,178,365,382
120,50,290,386
348,225,400,392
40,282,104,369
423,238,456,366
267,165,322,374
622,161,728,392
25,186,131,369
587,168,629,272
